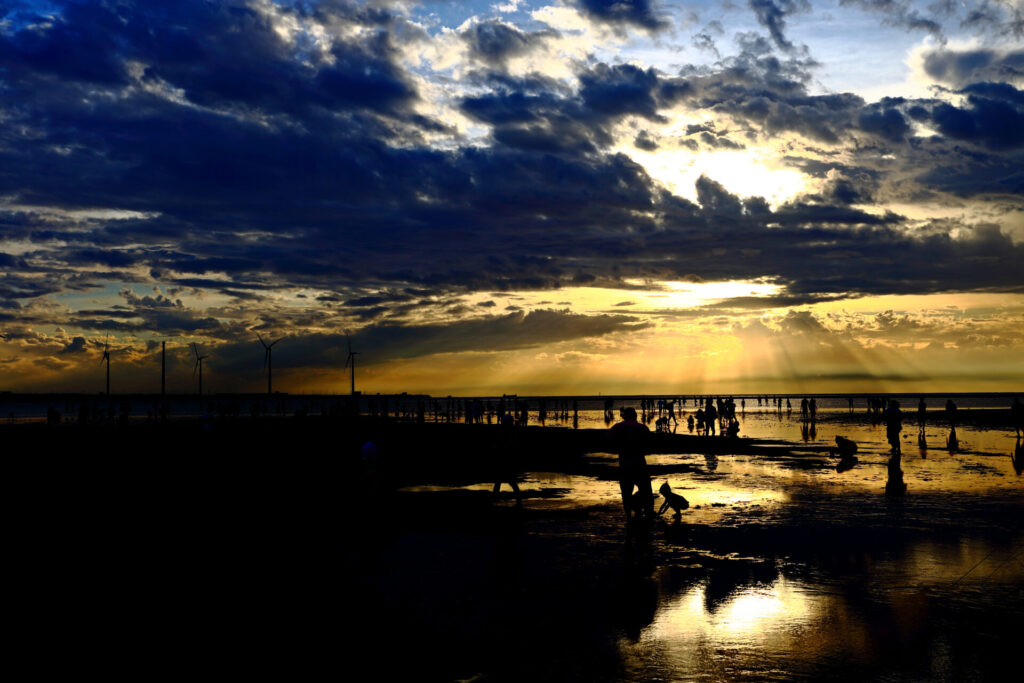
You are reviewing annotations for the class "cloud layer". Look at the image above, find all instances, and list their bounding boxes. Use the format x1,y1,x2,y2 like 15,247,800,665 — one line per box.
1,0,1022,392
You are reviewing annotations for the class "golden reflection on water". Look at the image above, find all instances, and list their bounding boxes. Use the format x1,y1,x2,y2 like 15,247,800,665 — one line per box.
621,542,1024,680
621,577,835,680
646,577,815,645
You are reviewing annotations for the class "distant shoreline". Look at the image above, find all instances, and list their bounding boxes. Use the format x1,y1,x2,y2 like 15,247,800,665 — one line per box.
0,390,1020,401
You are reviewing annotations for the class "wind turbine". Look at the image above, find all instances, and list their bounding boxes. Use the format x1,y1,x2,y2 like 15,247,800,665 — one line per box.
343,337,359,395
257,333,282,394
191,342,208,396
100,335,111,395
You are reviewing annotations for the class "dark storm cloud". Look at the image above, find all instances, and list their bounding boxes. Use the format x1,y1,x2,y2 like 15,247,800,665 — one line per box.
348,309,651,364
461,20,556,66
675,42,867,145
927,82,1024,150
695,175,744,215
208,309,650,372
0,1,417,117
748,0,809,50
921,47,1024,88
633,130,659,150
461,62,682,151
838,0,944,36
856,104,911,142
916,154,1024,196
960,1,1024,37
59,336,88,354
572,0,670,32
580,63,664,120
0,0,1022,357
67,290,225,334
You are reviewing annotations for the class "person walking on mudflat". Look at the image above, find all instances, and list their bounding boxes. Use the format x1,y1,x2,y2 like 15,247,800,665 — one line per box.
610,407,653,523
885,399,903,455
492,411,523,509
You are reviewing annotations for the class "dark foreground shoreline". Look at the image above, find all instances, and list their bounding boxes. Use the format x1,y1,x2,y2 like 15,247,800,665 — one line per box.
10,416,1022,680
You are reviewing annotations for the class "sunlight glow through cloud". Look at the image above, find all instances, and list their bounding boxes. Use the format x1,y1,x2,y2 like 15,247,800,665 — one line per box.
629,148,810,208
2,1,1023,395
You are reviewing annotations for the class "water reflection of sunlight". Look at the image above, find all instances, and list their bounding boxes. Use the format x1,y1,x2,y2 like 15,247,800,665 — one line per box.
718,588,792,633
647,577,815,644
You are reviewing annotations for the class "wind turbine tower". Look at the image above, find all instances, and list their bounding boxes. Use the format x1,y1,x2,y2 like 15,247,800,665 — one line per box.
161,341,166,396
192,343,208,396
344,337,359,395
257,333,283,394
101,336,111,395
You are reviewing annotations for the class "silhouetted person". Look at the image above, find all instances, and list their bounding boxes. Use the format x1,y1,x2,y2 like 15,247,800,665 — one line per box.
917,397,927,427
833,435,857,458
1012,397,1023,438
610,407,653,523
809,397,817,421
947,427,958,452
945,399,958,428
704,400,717,436
832,435,858,472
1012,438,1023,476
492,413,523,509
885,399,903,454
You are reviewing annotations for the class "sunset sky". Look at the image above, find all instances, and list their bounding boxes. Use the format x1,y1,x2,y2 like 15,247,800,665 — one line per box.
1,0,1023,395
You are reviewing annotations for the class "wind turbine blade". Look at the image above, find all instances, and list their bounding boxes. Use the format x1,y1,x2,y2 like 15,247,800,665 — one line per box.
344,354,350,370
256,332,267,348
270,337,283,347
193,359,199,377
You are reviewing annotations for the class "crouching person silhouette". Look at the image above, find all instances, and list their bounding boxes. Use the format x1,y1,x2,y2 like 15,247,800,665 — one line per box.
657,482,690,520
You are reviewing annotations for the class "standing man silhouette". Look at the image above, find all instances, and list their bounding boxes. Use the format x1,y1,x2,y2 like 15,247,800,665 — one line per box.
611,407,653,523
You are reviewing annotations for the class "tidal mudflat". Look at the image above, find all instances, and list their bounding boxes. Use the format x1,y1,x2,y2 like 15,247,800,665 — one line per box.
352,412,1022,682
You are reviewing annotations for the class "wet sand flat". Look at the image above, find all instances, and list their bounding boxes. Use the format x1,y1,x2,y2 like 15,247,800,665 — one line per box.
350,417,1022,681
7,415,1021,680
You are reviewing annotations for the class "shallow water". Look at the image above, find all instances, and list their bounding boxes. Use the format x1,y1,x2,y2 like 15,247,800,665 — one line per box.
389,416,1022,680
620,556,1023,682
